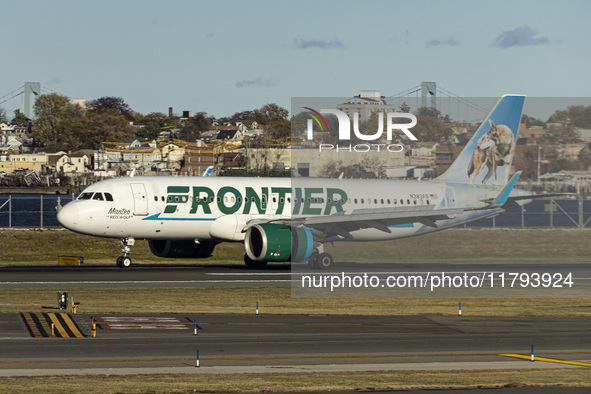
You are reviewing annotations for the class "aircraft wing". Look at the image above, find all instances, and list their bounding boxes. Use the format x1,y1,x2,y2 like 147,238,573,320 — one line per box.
298,205,464,241
242,205,464,242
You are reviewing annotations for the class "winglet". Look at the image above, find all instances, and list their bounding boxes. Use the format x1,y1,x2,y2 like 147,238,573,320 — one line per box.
493,171,521,206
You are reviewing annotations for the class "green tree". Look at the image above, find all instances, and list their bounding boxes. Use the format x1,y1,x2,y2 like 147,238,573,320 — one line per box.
12,109,28,125
360,157,387,179
521,114,545,128
410,107,454,143
318,160,358,178
57,104,88,151
88,96,134,121
32,93,74,151
250,103,290,140
398,101,411,113
178,112,213,141
0,107,7,123
217,110,253,125
543,124,580,144
579,143,591,170
85,111,135,146
548,105,591,128
136,112,169,140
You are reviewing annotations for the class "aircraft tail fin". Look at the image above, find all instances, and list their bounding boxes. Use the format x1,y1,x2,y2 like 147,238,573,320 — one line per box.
438,95,525,186
202,166,213,177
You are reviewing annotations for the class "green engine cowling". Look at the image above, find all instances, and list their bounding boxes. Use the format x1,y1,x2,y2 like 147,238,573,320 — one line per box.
244,223,314,262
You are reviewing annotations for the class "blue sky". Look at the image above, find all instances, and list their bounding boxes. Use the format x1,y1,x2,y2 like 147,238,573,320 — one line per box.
1,0,590,119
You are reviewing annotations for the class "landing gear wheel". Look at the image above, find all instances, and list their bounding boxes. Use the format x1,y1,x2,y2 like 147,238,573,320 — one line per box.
117,237,135,268
316,253,333,270
244,254,268,269
117,256,132,268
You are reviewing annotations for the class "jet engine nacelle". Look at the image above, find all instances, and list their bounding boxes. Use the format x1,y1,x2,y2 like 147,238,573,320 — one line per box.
244,223,314,262
148,239,216,258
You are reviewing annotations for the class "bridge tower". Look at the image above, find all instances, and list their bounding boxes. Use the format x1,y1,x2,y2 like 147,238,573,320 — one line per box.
24,82,41,118
421,81,436,108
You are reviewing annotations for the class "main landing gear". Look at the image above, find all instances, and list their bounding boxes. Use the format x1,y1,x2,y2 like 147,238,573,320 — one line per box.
117,237,135,268
307,244,333,269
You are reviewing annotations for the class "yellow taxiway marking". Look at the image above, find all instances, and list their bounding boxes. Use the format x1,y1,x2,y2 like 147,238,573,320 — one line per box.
499,354,591,367
59,313,85,338
3,352,591,366
47,313,68,337
20,313,85,338
0,352,539,365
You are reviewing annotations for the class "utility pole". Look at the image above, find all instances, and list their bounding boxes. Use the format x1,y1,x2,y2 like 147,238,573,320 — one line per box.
536,145,542,183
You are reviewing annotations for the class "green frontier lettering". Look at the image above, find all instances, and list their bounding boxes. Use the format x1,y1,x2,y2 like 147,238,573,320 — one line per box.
292,187,348,216
292,187,302,215
190,186,214,214
325,188,347,215
217,186,241,214
164,186,190,214
271,187,290,215
164,185,347,216
243,187,268,214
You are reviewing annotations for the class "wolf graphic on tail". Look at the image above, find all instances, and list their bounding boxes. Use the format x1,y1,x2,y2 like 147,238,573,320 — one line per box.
467,120,516,184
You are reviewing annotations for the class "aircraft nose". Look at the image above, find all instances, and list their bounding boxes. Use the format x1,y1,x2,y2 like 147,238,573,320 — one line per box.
57,203,79,231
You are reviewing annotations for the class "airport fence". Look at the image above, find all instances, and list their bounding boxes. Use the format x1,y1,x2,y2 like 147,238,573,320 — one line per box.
465,198,591,229
0,194,590,229
0,194,76,228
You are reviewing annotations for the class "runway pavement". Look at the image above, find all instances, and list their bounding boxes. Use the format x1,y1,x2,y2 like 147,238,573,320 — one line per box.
1,262,591,378
1,261,590,290
1,313,591,376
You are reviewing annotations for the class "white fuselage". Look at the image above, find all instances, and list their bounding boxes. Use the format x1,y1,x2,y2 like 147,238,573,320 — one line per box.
57,176,523,243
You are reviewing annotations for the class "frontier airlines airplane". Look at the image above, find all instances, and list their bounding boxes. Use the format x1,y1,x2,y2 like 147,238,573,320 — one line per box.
58,95,540,269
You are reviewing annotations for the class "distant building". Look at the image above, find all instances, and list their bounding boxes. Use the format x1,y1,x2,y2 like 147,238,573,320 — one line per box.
337,90,397,122
182,146,215,175
577,128,591,143
435,145,463,175
292,149,404,178
246,148,291,173
56,154,90,174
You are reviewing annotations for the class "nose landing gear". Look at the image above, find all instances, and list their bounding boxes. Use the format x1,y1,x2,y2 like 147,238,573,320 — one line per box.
117,237,135,268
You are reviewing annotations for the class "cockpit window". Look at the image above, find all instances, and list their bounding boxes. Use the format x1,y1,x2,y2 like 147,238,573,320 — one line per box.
78,192,94,200
78,191,113,201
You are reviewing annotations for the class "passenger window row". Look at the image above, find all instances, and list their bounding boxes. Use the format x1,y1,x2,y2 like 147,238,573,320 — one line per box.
146,193,430,207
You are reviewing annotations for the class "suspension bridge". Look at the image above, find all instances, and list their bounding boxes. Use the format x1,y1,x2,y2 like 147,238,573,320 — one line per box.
0,82,63,119
388,81,492,123
1,81,492,124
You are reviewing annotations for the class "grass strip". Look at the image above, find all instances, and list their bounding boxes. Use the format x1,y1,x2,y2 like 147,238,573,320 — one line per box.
1,368,591,393
0,228,590,266
1,287,590,316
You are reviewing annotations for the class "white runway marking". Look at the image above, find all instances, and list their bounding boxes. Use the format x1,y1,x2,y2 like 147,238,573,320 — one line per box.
0,280,291,285
205,272,289,276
